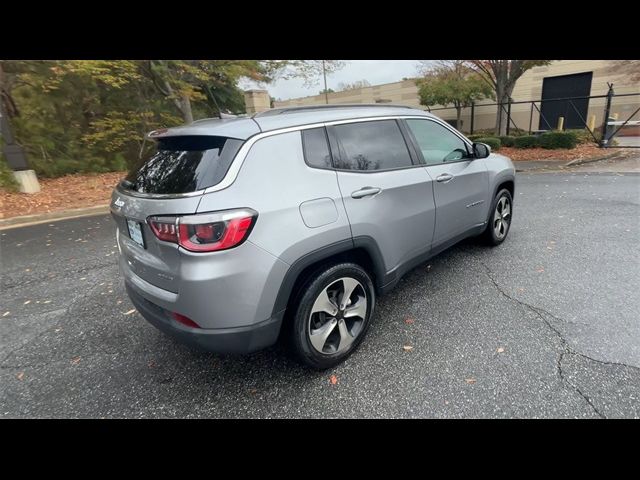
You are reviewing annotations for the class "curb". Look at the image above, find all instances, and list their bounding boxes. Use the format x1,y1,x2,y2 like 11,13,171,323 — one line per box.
565,151,624,166
0,205,110,230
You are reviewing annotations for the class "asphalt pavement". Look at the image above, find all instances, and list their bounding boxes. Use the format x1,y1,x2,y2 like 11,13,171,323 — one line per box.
1,167,639,418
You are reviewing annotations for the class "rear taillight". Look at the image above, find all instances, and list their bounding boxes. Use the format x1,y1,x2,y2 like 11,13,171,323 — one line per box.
149,219,178,243
148,208,257,253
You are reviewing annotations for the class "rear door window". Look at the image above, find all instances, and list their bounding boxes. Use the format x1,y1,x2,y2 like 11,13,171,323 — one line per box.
332,120,413,171
122,136,243,194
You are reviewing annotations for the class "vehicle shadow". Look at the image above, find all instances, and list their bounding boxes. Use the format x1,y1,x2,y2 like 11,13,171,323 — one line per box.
163,237,485,377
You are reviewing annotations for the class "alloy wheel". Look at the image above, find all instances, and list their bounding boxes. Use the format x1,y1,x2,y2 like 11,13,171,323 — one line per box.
493,195,511,240
308,277,367,355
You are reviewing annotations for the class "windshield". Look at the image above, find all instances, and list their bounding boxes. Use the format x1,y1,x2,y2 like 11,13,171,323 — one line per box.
122,136,243,194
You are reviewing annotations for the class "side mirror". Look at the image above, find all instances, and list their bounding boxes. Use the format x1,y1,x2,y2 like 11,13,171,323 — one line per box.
473,142,491,159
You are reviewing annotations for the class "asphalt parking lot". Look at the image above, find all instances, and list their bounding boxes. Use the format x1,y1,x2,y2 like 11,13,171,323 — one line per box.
1,168,639,418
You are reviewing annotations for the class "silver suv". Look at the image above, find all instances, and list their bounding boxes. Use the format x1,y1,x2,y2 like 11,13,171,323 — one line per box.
111,105,515,369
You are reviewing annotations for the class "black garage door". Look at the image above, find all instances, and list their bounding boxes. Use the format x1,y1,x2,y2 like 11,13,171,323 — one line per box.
539,72,593,130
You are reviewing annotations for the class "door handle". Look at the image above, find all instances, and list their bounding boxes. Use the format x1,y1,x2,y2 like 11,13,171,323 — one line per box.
436,173,454,183
351,186,382,199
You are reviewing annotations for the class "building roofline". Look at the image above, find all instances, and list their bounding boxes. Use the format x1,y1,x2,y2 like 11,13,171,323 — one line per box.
273,77,419,104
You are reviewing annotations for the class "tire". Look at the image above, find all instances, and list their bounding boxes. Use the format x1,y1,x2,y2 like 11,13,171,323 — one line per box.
482,188,513,246
289,262,375,369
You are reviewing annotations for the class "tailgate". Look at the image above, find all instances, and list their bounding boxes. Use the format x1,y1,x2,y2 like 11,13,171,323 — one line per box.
110,188,201,292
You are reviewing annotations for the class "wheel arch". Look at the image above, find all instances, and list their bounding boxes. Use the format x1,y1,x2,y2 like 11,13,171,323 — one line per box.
272,238,386,319
494,177,515,200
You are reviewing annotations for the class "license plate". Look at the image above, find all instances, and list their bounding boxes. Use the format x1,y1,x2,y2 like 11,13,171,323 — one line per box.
127,219,145,248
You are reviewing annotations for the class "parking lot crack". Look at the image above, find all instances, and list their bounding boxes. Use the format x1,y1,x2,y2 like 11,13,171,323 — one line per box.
558,352,605,419
481,262,606,419
571,351,640,373
481,263,569,346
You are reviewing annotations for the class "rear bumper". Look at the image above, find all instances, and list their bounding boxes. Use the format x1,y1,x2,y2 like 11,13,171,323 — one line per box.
126,283,283,354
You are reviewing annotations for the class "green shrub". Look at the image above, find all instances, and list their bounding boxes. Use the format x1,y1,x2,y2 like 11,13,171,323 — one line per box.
110,153,129,172
468,129,494,138
499,136,516,147
0,158,19,192
475,137,501,150
513,135,540,148
507,128,528,137
538,131,578,149
565,129,598,144
467,134,484,142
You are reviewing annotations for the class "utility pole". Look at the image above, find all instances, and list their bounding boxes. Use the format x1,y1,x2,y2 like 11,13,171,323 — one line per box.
322,60,329,104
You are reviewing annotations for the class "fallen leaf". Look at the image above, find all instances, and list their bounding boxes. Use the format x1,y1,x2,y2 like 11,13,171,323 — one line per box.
547,246,553,250
404,317,415,325
124,309,136,315
43,300,51,304
55,328,61,332
148,360,156,368
329,375,338,385
465,378,477,384
497,347,505,353
24,300,31,305
403,345,414,352
444,400,449,405
25,268,31,272
71,356,81,365
517,288,525,292
249,388,258,395
16,372,24,381
2,311,9,317
536,267,545,273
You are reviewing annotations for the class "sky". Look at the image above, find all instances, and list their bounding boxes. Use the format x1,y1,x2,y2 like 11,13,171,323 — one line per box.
240,60,429,101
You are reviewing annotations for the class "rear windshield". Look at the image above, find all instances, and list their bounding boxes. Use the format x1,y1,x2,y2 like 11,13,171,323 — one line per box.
122,136,243,194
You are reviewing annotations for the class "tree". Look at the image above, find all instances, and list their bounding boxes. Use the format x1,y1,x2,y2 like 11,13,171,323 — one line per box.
416,61,493,128
1,60,275,178
265,60,346,104
140,60,270,123
319,88,335,95
337,79,371,91
1,60,348,183
465,60,551,135
266,60,346,87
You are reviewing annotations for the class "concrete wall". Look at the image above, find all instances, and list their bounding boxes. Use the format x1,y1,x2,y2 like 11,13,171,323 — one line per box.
274,79,422,108
244,89,271,114
273,61,639,134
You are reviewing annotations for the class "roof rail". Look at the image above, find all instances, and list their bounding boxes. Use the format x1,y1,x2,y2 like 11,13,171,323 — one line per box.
190,113,246,123
253,103,415,118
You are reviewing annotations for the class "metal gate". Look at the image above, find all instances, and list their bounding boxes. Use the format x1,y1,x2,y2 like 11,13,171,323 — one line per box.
601,84,640,148
425,85,640,148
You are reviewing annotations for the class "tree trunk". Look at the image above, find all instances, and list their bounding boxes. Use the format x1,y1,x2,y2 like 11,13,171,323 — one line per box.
177,94,193,123
494,84,507,136
155,68,194,124
494,72,517,136
456,106,462,130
